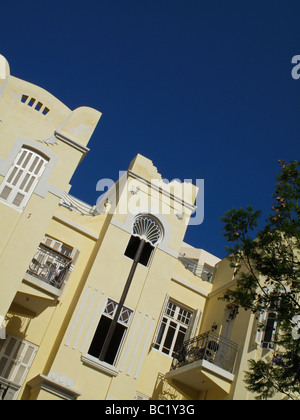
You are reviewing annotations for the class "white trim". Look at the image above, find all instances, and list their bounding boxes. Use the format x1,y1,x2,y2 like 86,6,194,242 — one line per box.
55,130,90,155
171,275,209,297
81,354,119,377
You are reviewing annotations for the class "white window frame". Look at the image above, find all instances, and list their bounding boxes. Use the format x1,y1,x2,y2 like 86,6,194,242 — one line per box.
88,298,134,367
152,299,194,357
0,147,48,211
255,311,278,349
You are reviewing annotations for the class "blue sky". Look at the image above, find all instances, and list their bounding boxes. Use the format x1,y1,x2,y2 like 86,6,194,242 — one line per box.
1,0,300,258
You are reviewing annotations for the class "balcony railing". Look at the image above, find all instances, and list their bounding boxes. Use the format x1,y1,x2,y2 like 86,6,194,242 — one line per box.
171,331,238,374
178,255,213,282
26,243,72,290
0,378,20,400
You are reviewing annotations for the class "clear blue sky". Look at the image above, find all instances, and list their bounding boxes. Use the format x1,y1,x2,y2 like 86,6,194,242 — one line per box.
1,0,300,258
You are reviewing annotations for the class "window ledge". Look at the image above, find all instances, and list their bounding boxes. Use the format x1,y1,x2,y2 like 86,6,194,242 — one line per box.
81,354,119,377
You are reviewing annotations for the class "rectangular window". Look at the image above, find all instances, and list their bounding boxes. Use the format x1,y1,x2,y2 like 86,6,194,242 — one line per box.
255,311,278,349
0,147,48,210
0,335,37,387
153,300,193,357
124,235,154,267
88,299,133,366
262,311,277,349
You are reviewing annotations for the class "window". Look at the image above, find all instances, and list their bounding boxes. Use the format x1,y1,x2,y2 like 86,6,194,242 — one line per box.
255,311,278,349
88,299,133,366
124,235,154,267
0,335,37,387
124,214,163,267
153,300,193,357
0,147,48,210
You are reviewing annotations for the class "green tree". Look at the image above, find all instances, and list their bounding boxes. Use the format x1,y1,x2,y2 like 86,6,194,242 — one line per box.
221,160,300,400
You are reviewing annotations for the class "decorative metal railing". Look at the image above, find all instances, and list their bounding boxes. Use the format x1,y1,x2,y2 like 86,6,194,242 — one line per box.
27,243,72,290
171,331,238,374
0,377,20,400
178,255,213,282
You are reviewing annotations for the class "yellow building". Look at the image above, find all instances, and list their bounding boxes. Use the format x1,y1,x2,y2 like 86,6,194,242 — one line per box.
0,54,279,401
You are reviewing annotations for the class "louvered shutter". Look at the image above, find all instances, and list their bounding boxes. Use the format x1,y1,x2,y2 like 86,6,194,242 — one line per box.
0,147,47,210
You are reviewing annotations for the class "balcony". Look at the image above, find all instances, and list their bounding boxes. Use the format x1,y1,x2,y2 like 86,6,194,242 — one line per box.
26,243,72,291
0,377,20,400
178,255,213,282
165,332,238,395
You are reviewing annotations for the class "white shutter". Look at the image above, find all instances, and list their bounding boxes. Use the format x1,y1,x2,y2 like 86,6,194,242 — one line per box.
0,147,47,210
0,335,37,386
186,308,201,340
152,294,170,345
254,311,268,347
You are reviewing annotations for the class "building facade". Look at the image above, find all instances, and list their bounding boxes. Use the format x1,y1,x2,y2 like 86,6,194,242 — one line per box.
0,54,278,400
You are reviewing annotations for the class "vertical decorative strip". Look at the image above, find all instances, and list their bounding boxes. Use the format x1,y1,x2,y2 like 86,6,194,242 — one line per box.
134,316,156,380
72,288,98,350
65,285,91,347
118,310,142,372
80,292,105,353
126,314,148,377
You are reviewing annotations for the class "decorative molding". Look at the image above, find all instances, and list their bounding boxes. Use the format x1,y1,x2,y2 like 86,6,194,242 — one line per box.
27,373,81,400
81,354,119,377
38,135,58,146
128,170,196,212
171,275,209,297
55,130,90,155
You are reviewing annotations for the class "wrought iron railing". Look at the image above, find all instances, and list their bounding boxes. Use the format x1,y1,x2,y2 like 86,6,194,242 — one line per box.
178,255,213,282
0,377,20,400
27,243,72,290
171,331,238,374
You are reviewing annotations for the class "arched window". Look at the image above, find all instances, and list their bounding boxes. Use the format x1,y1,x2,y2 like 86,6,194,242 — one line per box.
124,214,163,267
0,147,48,210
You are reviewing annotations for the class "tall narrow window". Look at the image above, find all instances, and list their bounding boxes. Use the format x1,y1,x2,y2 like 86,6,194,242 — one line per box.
153,300,193,357
255,311,278,349
0,147,48,210
88,299,133,366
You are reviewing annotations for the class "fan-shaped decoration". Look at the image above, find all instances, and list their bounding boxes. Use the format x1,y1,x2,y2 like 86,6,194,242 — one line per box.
132,215,162,245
